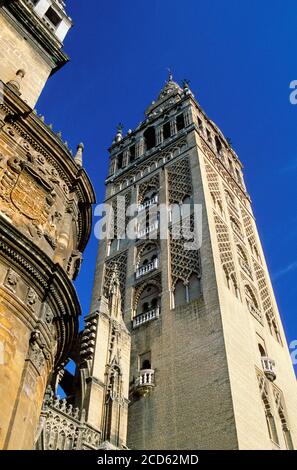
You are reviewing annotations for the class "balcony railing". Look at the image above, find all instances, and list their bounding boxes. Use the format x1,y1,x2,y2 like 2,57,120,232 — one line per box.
138,195,159,213
133,307,160,329
136,369,155,387
136,258,159,279
261,357,276,382
137,220,159,238
135,369,155,396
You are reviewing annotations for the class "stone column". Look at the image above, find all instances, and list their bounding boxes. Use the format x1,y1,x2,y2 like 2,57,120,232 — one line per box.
170,119,177,136
156,126,163,145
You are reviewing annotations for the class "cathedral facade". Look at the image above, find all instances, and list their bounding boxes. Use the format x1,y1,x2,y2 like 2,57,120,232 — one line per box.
0,0,95,449
0,1,297,451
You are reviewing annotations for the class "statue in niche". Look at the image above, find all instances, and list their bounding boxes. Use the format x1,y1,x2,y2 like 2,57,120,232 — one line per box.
108,274,122,319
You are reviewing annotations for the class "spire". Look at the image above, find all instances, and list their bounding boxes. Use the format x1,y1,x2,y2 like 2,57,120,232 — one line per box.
157,72,183,101
74,143,84,167
145,73,183,116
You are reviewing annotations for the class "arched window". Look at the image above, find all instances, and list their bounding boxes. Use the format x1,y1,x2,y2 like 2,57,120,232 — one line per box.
265,409,279,445
137,242,159,270
225,189,236,209
142,359,151,370
230,274,240,299
223,267,230,288
258,380,279,445
231,217,244,239
142,302,149,313
129,144,136,163
237,245,251,276
254,245,262,264
151,298,158,309
176,113,185,131
174,280,186,308
217,200,225,218
117,152,124,170
136,284,160,316
188,274,202,302
163,121,171,140
143,127,156,151
272,320,282,345
245,285,259,315
258,344,266,358
215,136,222,155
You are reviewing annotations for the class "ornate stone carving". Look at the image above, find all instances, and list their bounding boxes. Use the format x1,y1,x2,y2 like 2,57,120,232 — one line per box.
213,212,237,280
26,287,38,311
169,216,201,287
138,173,160,203
133,273,162,310
167,156,193,204
200,139,249,204
38,391,101,450
0,155,58,245
104,251,128,313
4,268,19,293
66,250,83,280
112,138,188,195
28,330,51,375
43,305,54,326
111,191,131,239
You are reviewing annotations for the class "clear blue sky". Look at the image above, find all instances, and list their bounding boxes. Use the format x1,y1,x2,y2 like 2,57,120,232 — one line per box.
37,0,297,371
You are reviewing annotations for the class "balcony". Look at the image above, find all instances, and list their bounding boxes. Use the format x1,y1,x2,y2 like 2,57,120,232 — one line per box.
138,195,159,213
133,307,160,329
137,220,159,239
261,357,276,382
136,258,159,279
135,369,155,396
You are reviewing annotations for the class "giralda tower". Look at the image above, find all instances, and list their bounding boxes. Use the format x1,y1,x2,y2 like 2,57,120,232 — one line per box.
86,75,297,450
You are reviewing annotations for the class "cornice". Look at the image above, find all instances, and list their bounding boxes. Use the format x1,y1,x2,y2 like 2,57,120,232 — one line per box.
0,83,96,252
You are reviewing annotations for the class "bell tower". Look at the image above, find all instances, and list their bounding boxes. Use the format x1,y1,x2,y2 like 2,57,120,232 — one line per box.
0,0,95,450
89,74,297,449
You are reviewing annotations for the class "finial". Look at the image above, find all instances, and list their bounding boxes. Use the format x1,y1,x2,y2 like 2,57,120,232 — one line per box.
74,142,84,167
115,123,123,143
7,69,25,95
182,78,190,89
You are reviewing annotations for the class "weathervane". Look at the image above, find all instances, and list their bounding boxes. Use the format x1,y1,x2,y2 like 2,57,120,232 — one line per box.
167,67,173,82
